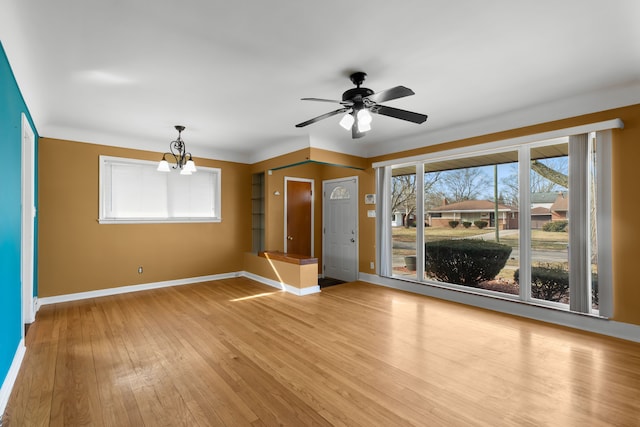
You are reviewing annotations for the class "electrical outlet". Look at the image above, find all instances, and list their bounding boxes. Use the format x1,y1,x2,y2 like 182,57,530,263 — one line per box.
370,261,375,270
138,266,143,274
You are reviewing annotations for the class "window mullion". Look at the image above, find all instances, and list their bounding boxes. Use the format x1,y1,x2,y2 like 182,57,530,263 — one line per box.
416,163,425,281
518,146,532,302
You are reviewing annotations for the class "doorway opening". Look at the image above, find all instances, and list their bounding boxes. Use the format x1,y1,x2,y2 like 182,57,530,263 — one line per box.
21,113,36,332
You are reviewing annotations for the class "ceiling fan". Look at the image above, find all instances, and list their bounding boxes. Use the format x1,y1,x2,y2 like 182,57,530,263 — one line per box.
295,71,428,139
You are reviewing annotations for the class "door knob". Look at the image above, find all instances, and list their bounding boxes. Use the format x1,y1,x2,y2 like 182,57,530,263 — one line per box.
287,236,293,240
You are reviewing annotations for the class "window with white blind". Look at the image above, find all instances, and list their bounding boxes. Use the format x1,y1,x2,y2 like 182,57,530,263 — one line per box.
99,156,221,223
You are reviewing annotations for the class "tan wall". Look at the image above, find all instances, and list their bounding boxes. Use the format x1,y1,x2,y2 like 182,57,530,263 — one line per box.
38,138,251,297
250,148,375,275
243,253,317,290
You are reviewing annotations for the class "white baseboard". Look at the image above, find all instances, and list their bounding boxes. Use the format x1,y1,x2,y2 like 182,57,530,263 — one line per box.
0,339,26,419
37,271,320,308
38,273,241,306
26,297,37,322
358,272,640,343
241,272,320,296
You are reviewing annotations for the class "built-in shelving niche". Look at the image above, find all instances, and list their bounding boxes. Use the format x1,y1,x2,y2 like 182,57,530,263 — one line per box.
251,172,265,253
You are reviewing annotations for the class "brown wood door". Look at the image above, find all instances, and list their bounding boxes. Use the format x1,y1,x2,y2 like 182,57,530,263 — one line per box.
286,179,312,256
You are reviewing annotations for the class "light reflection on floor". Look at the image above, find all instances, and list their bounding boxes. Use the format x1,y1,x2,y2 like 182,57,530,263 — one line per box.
229,291,279,302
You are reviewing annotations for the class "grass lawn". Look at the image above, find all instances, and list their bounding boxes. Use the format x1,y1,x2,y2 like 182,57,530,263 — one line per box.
392,226,568,250
393,226,485,242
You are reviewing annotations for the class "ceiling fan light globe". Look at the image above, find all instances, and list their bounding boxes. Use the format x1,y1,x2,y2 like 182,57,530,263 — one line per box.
339,113,355,130
357,108,372,124
157,159,170,172
358,121,372,132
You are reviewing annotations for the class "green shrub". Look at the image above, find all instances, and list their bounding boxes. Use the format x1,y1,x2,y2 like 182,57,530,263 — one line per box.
514,266,599,305
448,220,459,228
542,220,568,232
425,239,512,286
591,274,599,307
474,220,488,229
462,221,472,228
514,264,568,301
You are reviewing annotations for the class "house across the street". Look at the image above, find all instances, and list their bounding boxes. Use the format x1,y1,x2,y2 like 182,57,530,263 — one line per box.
425,192,568,229
427,199,514,229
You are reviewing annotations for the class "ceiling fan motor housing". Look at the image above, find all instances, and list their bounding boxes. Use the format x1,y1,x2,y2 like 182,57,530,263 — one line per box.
342,87,374,103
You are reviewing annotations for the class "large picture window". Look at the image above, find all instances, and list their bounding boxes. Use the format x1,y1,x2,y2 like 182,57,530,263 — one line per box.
99,156,221,223
375,121,619,317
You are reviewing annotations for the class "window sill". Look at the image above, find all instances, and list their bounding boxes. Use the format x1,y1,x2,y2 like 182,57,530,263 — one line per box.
388,273,604,318
98,217,222,224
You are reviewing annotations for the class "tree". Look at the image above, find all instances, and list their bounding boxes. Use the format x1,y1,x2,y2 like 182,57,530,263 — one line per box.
438,167,492,203
423,171,443,211
391,171,441,227
500,165,520,207
391,174,416,228
531,159,568,188
499,157,568,207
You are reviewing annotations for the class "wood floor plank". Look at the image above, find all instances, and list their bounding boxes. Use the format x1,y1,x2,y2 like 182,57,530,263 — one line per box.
5,278,640,426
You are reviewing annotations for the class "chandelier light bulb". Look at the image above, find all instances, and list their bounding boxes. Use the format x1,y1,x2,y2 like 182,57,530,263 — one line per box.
184,159,197,173
157,159,170,172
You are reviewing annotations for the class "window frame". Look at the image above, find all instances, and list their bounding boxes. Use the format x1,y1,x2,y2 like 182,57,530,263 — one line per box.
374,119,621,318
99,155,222,224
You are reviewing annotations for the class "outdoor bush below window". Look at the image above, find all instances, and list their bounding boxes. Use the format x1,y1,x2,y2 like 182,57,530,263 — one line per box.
425,239,512,286
515,264,568,302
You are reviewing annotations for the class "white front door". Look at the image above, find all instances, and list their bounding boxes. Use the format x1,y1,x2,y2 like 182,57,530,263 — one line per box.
323,177,358,282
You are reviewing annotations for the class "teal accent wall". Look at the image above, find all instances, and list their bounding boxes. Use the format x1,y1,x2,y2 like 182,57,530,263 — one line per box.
0,41,38,388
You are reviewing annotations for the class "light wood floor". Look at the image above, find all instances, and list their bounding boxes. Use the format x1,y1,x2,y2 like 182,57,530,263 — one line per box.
4,278,640,426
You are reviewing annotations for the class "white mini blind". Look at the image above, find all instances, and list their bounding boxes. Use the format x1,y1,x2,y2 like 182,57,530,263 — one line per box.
100,156,221,223
167,169,216,218
110,162,168,218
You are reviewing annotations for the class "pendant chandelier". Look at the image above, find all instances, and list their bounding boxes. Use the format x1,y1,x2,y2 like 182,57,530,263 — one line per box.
157,125,197,175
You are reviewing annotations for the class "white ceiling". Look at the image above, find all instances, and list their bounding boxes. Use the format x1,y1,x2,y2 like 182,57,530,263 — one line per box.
2,1,639,163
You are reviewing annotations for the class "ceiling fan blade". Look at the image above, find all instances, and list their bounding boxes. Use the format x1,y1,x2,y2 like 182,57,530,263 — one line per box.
301,97,351,105
366,86,415,103
372,105,428,124
295,108,349,128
